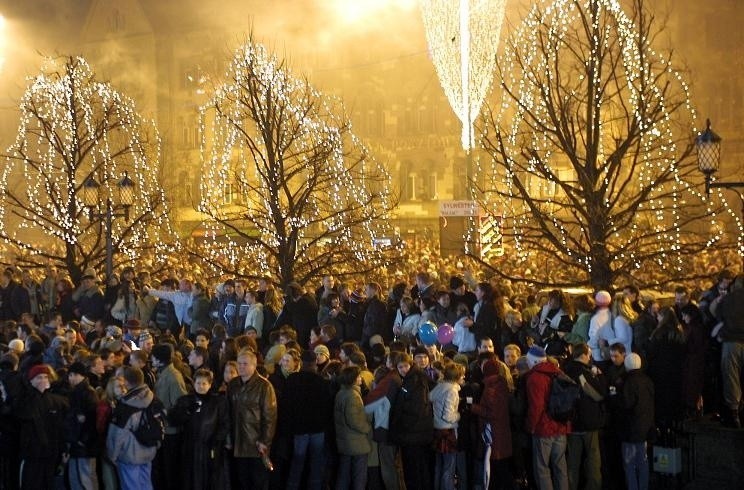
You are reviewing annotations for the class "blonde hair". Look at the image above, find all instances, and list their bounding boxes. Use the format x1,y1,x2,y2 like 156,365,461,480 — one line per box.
612,294,638,323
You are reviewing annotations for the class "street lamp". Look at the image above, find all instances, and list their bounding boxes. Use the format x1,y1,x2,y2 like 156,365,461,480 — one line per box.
696,119,744,267
82,171,135,281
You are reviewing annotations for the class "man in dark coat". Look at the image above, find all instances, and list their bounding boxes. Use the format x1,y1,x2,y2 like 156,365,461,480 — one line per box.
0,269,31,322
276,283,318,347
65,362,100,489
73,268,105,322
362,282,388,346
14,364,69,490
620,353,654,490
564,343,607,490
284,350,333,490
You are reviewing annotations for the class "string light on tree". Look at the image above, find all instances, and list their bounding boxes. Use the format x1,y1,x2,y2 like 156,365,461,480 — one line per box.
477,0,739,289
197,38,398,286
421,0,506,151
0,56,176,280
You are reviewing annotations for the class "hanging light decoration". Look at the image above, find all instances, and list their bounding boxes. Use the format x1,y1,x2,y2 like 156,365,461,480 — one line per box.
421,0,507,151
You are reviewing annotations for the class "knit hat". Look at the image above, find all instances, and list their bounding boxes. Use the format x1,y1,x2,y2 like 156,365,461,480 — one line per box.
138,330,153,345
101,336,123,353
27,364,54,381
594,290,612,307
526,345,547,369
624,352,642,371
81,316,96,329
151,343,173,365
314,344,330,358
68,361,87,376
8,338,24,354
369,334,384,348
350,289,365,303
452,354,470,368
106,325,123,338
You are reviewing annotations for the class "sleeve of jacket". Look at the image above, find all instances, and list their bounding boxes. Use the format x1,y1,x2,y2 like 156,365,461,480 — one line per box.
525,372,547,434
440,389,461,425
345,393,372,435
259,380,278,446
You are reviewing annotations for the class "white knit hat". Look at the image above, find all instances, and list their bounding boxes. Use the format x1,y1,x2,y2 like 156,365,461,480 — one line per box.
624,352,642,371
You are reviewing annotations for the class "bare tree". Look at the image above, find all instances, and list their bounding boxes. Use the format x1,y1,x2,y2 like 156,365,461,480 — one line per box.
478,0,733,290
196,39,398,287
0,56,174,283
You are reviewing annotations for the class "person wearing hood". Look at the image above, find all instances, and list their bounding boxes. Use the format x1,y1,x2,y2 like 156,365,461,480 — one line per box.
151,343,188,490
43,335,70,370
429,362,464,490
471,359,514,490
13,364,69,489
107,366,163,490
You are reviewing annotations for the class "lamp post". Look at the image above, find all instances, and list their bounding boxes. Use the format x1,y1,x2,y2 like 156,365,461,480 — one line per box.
82,171,135,281
696,119,744,267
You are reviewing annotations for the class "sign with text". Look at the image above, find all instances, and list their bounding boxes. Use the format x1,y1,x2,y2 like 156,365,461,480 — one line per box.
439,200,482,217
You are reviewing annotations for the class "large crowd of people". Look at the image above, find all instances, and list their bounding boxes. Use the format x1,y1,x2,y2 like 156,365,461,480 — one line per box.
0,252,742,490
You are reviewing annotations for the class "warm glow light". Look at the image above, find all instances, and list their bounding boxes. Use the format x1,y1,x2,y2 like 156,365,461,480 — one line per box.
332,0,417,23
421,0,506,150
0,14,6,72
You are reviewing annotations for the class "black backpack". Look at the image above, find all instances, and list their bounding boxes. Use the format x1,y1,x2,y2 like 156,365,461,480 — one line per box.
132,398,166,448
547,371,581,423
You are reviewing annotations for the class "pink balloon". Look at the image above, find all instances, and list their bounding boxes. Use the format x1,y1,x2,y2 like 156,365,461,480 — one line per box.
437,323,455,344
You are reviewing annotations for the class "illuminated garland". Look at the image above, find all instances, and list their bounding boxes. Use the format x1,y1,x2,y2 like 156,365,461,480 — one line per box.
197,40,397,283
480,0,742,284
0,57,176,271
421,0,506,151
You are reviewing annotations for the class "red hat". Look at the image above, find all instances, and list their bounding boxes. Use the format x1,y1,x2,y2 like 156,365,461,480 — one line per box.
27,364,54,381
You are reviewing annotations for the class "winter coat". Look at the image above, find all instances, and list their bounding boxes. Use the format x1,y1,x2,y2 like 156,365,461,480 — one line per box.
472,300,498,342
363,368,401,443
0,281,31,321
243,303,265,338
106,384,159,464
154,364,189,435
334,384,371,456
169,392,229,490
64,378,100,457
75,285,105,322
563,359,607,432
284,369,333,435
390,367,433,446
362,296,388,345
429,380,461,429
14,383,68,459
525,361,570,437
471,374,512,460
717,287,744,342
226,372,277,458
620,369,655,443
276,294,319,347
453,315,477,352
189,293,212,334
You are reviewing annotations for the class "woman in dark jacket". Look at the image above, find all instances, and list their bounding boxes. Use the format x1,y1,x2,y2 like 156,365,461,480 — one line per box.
390,353,433,490
471,359,514,490
169,368,229,490
646,307,686,427
680,307,707,417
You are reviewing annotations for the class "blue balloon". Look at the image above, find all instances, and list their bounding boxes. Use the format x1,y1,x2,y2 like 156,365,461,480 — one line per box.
418,321,438,345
